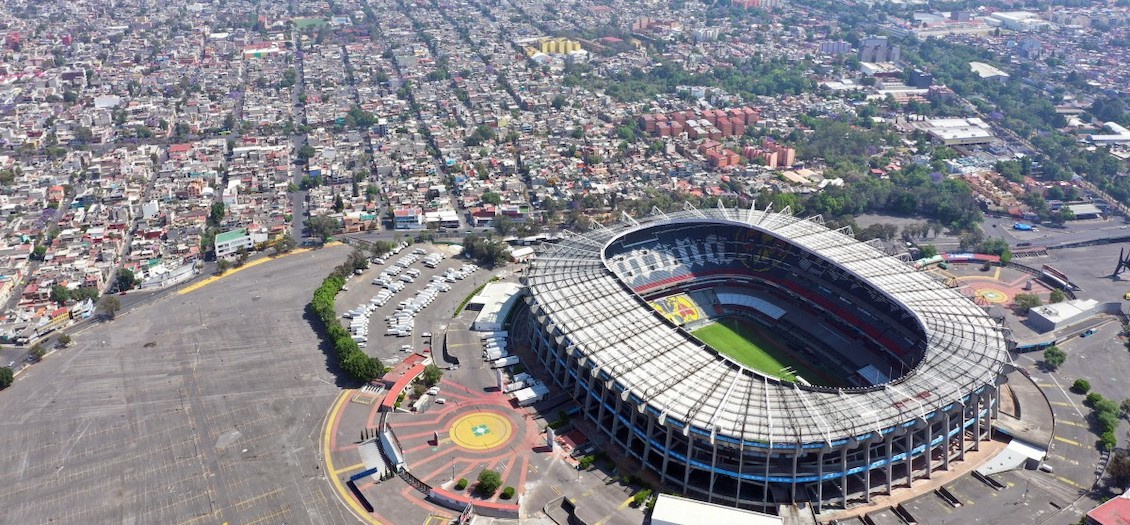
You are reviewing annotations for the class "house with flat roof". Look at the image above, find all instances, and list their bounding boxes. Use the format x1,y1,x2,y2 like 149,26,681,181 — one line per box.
214,228,252,258
393,207,424,230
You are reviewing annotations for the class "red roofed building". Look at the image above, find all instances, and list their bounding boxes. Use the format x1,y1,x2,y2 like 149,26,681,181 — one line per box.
1087,494,1130,525
48,185,66,202
379,353,431,410
168,143,193,160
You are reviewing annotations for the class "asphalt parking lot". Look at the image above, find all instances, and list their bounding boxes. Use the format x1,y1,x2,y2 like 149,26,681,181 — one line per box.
0,245,355,524
333,243,497,366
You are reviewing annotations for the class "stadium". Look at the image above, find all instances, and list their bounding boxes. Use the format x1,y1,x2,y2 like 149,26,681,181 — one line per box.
519,206,1010,512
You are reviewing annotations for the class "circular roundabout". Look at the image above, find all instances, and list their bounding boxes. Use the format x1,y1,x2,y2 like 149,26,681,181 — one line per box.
448,411,514,452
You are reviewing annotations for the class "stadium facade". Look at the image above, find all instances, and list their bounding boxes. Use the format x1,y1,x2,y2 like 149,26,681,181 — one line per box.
520,207,1009,511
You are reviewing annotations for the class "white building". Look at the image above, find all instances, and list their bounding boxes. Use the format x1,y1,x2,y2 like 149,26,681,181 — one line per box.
469,282,524,332
1027,298,1098,333
214,228,253,258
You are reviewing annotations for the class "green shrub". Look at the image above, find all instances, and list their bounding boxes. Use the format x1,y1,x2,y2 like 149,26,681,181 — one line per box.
455,478,468,490
501,486,515,499
578,455,595,470
1086,392,1104,406
632,489,653,507
1096,398,1120,417
1072,379,1091,394
477,469,502,495
1102,430,1118,451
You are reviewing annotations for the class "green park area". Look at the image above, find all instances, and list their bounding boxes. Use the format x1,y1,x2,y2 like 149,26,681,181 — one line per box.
293,17,328,29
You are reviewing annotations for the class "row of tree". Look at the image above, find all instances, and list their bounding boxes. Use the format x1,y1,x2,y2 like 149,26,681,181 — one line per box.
308,249,389,382
461,235,512,267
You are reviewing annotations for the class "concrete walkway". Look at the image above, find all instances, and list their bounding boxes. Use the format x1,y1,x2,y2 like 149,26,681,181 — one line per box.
818,439,1007,523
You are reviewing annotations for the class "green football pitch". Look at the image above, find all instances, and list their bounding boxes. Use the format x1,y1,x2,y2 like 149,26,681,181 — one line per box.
691,318,828,383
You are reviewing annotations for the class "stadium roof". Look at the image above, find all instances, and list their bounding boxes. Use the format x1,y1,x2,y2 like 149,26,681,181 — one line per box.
524,206,1009,446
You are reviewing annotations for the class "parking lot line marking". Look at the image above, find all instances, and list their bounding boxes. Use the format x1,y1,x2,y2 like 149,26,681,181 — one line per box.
551,485,562,495
1058,476,1086,489
333,462,365,475
1046,373,1085,419
1054,435,1083,447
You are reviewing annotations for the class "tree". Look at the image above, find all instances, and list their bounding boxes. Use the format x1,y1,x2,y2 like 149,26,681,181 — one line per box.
1049,289,1065,303
74,126,93,143
235,248,250,267
305,215,340,241
57,334,72,347
273,234,298,255
1043,346,1066,370
476,469,502,495
50,285,71,305
481,191,502,205
1109,451,1130,486
0,367,11,389
115,268,139,291
1101,430,1117,451
333,194,345,213
919,245,938,258
493,215,514,236
1072,379,1091,394
30,343,47,361
422,364,443,387
977,237,1010,256
209,202,226,227
369,240,396,257
1014,293,1042,314
98,296,121,319
215,259,232,274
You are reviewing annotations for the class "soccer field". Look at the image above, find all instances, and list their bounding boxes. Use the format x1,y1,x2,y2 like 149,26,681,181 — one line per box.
692,318,830,383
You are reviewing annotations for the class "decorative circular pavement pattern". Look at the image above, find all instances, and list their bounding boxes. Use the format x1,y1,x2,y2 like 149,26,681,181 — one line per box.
449,411,514,451
973,288,1010,303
